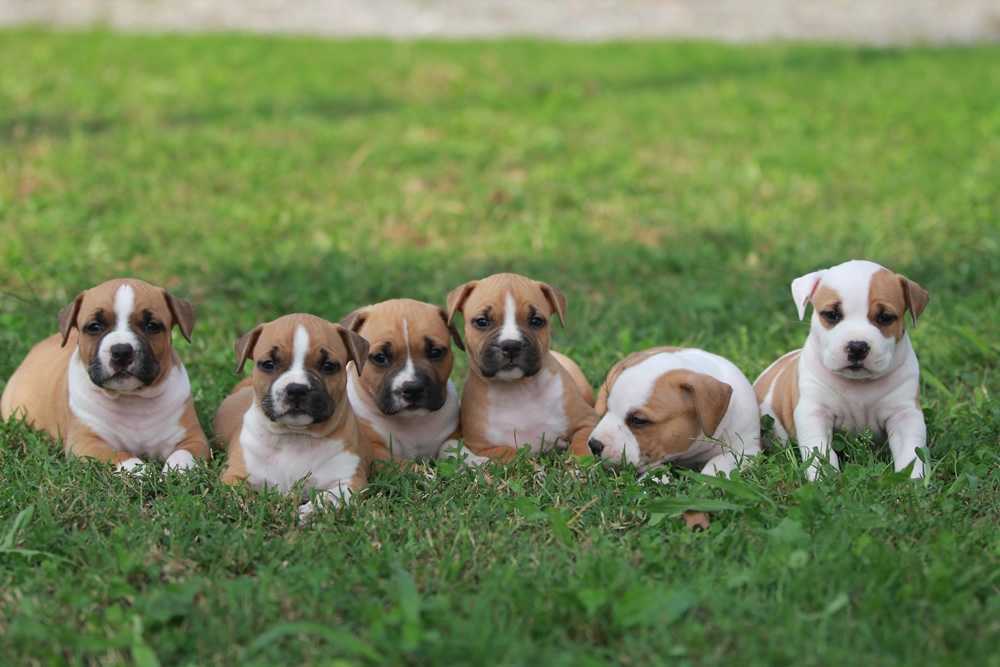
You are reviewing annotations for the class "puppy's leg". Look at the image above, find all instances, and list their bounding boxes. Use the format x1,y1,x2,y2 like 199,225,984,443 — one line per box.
885,408,927,478
793,402,837,481
65,421,142,470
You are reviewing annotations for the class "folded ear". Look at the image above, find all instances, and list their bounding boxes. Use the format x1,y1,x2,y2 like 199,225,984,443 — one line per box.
337,325,370,377
162,290,197,343
57,290,86,347
437,306,465,351
790,270,826,321
678,371,734,438
339,306,371,334
900,275,929,328
445,281,478,328
234,324,265,374
537,281,567,328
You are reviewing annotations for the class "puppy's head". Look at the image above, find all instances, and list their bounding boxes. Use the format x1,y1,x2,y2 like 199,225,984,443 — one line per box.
340,299,463,417
792,260,929,379
58,278,196,392
446,273,566,381
234,314,369,430
589,354,733,475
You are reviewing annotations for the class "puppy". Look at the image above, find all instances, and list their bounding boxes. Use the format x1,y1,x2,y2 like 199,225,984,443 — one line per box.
446,273,599,465
339,298,464,463
590,347,761,479
0,278,208,472
754,260,929,479
213,313,373,517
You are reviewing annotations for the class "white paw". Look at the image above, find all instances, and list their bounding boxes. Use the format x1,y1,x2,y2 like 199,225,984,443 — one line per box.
116,457,146,474
298,488,354,522
162,450,197,473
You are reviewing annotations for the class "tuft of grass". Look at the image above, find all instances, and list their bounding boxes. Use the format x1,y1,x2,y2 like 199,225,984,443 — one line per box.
1,31,998,665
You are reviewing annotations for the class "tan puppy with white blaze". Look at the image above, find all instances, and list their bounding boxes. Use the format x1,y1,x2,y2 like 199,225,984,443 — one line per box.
213,314,373,518
0,278,209,472
446,273,599,464
754,260,929,480
340,299,464,462
589,348,761,479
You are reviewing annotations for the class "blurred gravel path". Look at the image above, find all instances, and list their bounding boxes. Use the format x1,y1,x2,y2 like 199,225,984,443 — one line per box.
1,0,998,45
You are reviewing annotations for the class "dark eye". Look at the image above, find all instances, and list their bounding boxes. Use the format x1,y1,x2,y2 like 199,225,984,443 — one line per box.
144,321,164,333
628,413,650,428
876,312,898,326
821,310,841,324
528,316,546,329
472,317,490,330
84,321,103,335
258,359,277,372
370,353,390,366
428,347,446,361
320,360,340,374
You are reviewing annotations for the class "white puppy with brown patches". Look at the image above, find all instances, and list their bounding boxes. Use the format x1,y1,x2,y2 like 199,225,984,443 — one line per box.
589,347,761,479
754,260,929,480
1,278,209,472
213,313,373,519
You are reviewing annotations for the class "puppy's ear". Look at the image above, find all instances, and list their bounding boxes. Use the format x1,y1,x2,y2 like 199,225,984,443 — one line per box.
58,290,86,347
446,281,478,328
537,282,568,328
339,306,370,334
337,325,370,377
900,276,929,328
678,371,734,438
162,290,197,343
437,306,465,351
791,270,826,321
234,325,265,374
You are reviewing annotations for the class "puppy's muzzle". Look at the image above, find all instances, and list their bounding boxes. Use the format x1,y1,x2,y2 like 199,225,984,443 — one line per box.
110,343,135,371
588,437,605,457
284,383,310,406
846,340,870,363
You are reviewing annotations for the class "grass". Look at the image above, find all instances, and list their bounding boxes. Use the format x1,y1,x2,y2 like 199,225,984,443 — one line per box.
1,30,999,665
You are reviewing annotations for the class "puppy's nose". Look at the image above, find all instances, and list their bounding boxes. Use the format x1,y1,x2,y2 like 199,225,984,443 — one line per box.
588,437,605,457
285,383,310,403
110,343,134,366
400,381,425,400
500,339,523,357
846,341,870,361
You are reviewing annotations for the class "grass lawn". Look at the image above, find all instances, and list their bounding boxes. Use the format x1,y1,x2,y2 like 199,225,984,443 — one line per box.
1,30,999,665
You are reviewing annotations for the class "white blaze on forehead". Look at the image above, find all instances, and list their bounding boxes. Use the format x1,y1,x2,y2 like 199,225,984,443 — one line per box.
274,325,311,390
498,292,523,343
114,284,136,333
392,318,418,391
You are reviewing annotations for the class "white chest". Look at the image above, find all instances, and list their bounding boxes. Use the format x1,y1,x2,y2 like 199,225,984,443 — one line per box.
483,368,569,453
238,408,360,493
67,351,190,460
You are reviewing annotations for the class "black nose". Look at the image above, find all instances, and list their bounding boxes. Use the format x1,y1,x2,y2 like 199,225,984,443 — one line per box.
110,343,134,365
846,341,870,361
285,383,310,403
500,339,523,357
400,381,426,400
588,437,605,457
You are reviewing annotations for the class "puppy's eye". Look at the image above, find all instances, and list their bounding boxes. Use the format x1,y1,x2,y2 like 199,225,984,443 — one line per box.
144,321,164,333
528,316,546,329
472,317,490,330
627,413,650,428
820,310,841,324
370,353,390,366
258,359,277,372
320,361,340,374
84,322,103,335
428,347,446,361
876,312,898,326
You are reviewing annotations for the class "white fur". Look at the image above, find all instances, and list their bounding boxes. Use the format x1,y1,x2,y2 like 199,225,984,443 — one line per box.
498,292,522,345
347,364,460,459
592,349,760,478
269,325,314,427
784,260,926,479
98,284,144,391
482,365,569,454
68,349,192,463
390,319,419,394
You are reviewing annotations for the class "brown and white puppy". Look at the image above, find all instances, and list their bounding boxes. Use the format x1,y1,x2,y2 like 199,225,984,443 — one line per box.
213,313,373,518
445,273,599,465
590,347,761,479
0,278,209,472
754,260,929,479
339,299,464,462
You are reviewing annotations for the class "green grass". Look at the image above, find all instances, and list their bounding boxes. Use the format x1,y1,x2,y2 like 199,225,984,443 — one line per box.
2,30,999,665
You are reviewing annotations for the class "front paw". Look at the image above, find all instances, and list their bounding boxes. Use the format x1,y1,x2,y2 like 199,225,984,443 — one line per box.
162,450,197,473
298,488,354,522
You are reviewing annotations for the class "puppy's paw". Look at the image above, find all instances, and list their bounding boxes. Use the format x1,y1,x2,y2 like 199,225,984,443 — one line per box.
298,488,354,523
116,457,147,475
162,450,197,473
